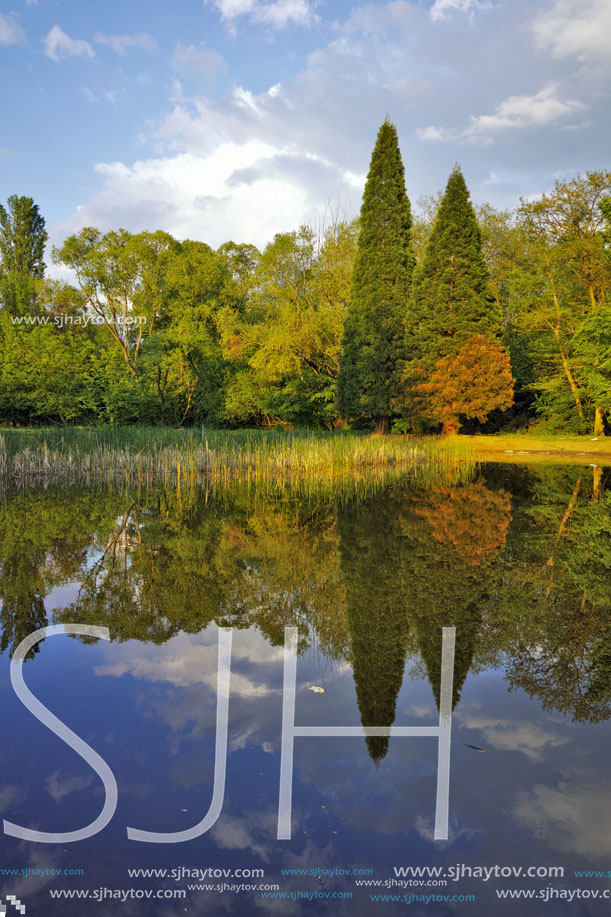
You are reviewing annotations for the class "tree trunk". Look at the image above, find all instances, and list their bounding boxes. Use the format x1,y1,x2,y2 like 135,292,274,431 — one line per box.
375,416,390,435
593,407,605,437
554,332,584,422
441,418,459,436
593,466,603,501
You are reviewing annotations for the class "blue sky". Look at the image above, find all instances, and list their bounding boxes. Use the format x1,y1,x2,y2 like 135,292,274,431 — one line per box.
1,0,609,262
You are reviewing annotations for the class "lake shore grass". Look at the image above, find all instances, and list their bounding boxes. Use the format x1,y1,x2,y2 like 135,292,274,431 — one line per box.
461,432,611,465
0,426,474,490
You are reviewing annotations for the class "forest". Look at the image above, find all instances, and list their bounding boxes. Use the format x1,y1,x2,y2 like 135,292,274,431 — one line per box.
0,120,609,435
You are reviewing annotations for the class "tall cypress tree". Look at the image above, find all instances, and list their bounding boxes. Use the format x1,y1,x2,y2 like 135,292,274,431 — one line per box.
405,165,509,432
338,490,412,764
0,195,47,278
0,195,47,317
408,165,501,365
338,119,414,433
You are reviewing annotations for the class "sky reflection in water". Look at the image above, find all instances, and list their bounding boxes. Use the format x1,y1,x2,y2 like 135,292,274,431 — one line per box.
0,463,610,915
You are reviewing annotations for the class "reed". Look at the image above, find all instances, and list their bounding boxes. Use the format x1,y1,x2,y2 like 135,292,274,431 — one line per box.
0,427,474,491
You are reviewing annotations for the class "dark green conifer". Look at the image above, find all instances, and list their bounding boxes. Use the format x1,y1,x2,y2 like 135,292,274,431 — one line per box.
338,491,412,764
338,119,414,433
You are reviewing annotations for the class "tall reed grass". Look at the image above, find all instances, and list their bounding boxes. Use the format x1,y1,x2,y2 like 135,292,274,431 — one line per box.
0,427,474,491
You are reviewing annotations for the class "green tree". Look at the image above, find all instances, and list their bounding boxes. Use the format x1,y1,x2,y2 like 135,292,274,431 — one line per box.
220,219,357,428
338,119,414,433
149,239,231,425
0,195,47,278
54,228,177,379
516,172,611,434
0,195,48,316
0,315,99,423
405,166,509,433
338,491,412,763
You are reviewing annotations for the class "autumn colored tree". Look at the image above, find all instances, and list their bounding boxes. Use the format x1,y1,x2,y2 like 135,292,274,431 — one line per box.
338,119,414,433
401,479,511,710
412,334,514,435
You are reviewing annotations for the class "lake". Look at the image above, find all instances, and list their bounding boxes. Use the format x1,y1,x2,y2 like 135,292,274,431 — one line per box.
1,461,610,915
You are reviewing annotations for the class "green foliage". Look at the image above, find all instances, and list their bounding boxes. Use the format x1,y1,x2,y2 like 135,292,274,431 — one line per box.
220,220,357,427
0,170,609,435
515,171,611,434
573,304,611,414
338,119,414,428
0,195,47,279
0,195,48,317
0,313,98,423
408,167,501,367
338,493,412,762
404,166,508,430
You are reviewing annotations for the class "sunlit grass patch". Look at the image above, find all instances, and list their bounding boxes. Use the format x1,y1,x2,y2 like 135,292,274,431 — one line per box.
0,426,474,491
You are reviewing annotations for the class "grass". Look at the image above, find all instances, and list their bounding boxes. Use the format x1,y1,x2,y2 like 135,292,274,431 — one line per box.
462,432,611,465
0,426,475,491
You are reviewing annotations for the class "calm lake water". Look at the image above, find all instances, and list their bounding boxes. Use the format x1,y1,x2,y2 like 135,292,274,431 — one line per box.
1,462,610,916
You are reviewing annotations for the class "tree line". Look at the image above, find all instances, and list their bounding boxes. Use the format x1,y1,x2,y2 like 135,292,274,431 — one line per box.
0,120,609,433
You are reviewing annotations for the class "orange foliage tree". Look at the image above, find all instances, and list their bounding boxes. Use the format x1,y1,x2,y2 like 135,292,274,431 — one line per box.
414,334,514,435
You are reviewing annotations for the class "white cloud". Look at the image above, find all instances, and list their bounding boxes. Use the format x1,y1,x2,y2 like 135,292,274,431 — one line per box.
94,629,283,695
416,125,450,141
515,782,611,859
457,712,568,762
0,784,24,812
52,118,359,250
430,0,491,22
172,43,228,84
418,82,585,144
206,0,317,29
48,0,610,257
93,32,157,55
82,87,96,104
0,13,25,44
211,813,271,860
43,25,95,62
469,81,584,133
533,0,611,63
47,773,94,802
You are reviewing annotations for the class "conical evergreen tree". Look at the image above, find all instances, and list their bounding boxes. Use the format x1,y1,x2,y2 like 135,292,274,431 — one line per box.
338,491,412,763
338,119,415,433
404,165,511,432
408,165,501,365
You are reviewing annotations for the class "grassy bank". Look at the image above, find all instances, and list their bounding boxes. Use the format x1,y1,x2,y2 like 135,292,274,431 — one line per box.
0,427,474,490
464,433,611,465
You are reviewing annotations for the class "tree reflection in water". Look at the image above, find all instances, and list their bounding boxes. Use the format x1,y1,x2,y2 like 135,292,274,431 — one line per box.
0,464,609,741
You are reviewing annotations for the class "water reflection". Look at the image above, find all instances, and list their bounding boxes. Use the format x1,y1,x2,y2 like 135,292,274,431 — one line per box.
1,464,611,915
0,465,609,731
